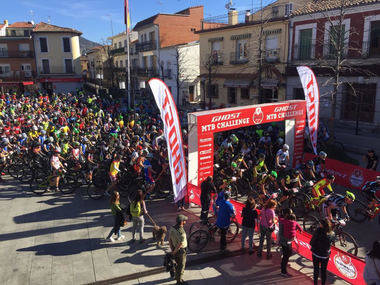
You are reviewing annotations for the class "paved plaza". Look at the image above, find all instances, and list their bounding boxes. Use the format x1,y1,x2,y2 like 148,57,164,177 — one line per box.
0,176,371,284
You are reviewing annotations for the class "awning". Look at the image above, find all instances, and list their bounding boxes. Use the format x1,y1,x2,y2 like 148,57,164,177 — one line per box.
261,79,279,88
223,79,252,88
23,81,34,86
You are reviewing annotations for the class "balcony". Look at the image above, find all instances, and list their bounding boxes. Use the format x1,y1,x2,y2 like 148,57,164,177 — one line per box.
293,44,316,60
207,52,224,65
110,47,126,56
265,48,280,63
230,51,249,64
323,44,348,60
0,50,34,58
362,41,380,58
136,41,156,52
39,65,77,75
0,70,36,79
136,67,158,77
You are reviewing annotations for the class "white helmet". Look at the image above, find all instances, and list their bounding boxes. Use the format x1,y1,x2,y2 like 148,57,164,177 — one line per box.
32,125,38,131
283,144,289,150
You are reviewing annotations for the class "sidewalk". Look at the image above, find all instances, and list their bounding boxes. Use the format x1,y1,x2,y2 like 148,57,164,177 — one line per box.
0,176,350,285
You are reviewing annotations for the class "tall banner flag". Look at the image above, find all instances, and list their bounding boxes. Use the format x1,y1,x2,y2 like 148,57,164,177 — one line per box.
124,0,131,32
297,66,320,155
149,79,187,202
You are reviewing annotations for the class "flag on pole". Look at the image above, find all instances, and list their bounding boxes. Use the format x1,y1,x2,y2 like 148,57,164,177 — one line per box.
124,0,131,32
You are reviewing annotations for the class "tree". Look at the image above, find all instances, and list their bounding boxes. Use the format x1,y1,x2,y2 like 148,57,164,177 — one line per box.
201,50,221,109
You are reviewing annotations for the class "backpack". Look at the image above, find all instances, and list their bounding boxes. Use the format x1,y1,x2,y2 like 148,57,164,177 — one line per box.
130,201,142,217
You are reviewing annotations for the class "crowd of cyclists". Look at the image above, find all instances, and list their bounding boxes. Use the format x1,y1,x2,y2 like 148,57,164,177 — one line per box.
0,89,379,255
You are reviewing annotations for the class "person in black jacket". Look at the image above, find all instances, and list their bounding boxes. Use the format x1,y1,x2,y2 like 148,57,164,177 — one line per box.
241,196,258,254
200,176,216,222
310,219,335,285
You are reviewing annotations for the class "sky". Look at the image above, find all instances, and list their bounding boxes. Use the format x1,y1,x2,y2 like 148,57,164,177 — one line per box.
3,0,275,43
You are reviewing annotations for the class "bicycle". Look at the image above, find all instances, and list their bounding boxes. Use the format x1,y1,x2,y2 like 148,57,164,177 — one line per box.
29,169,71,195
188,218,239,253
347,200,380,223
302,215,358,256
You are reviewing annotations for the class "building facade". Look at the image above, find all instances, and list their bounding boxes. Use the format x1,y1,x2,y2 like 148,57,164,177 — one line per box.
287,0,380,125
33,22,83,93
0,20,36,93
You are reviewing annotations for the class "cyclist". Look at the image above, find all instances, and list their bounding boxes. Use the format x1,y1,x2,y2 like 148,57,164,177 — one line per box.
49,149,65,192
302,160,317,181
276,144,290,170
322,191,355,222
279,169,302,203
107,154,121,195
257,170,279,197
221,161,241,180
252,153,268,183
313,151,327,178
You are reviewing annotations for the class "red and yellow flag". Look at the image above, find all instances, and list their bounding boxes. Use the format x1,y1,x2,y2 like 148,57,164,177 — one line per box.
124,0,131,32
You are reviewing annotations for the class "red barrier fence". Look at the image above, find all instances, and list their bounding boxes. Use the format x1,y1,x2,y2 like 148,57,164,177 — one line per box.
187,183,366,284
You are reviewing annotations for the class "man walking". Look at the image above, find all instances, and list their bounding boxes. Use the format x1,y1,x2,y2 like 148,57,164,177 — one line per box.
169,214,188,285
216,191,235,251
200,176,216,222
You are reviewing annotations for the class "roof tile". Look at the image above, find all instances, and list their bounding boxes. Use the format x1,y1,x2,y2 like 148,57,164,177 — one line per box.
8,22,34,28
33,22,81,35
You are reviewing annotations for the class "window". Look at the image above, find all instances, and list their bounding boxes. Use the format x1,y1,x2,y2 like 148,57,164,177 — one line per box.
285,3,293,16
18,44,30,51
42,59,50,74
64,59,73,73
189,85,195,102
262,88,278,103
0,65,10,75
298,28,312,59
228,87,237,104
119,60,123,67
24,30,31,37
118,42,122,48
39,38,48,52
272,6,279,17
241,88,250,99
125,60,128,67
115,60,119,68
124,40,127,47
11,30,16,36
369,21,380,56
207,84,219,98
114,43,117,48
342,83,376,123
62,37,71,52
0,44,8,57
329,25,345,57
293,88,304,100
21,64,32,77
236,39,248,59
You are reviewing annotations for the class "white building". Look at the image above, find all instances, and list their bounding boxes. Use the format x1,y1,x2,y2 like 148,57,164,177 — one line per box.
159,41,201,106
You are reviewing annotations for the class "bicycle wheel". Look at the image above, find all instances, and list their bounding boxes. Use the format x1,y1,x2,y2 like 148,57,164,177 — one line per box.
347,201,368,223
59,175,76,195
302,215,320,234
19,168,33,183
29,175,48,195
87,182,105,200
189,221,205,234
288,196,307,218
188,230,210,253
226,221,239,243
335,232,359,256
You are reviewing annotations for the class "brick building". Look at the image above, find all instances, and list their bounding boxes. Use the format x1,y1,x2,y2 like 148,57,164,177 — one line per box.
0,20,36,93
287,0,380,125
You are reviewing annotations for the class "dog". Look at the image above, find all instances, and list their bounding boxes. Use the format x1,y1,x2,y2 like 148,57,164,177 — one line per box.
152,225,167,246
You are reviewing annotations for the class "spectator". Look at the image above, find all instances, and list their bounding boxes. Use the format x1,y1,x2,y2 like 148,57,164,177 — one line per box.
169,214,188,285
130,189,147,243
279,212,302,277
363,240,380,285
200,176,216,222
241,196,258,255
106,191,125,242
310,219,335,285
364,150,379,171
216,191,235,252
257,199,277,259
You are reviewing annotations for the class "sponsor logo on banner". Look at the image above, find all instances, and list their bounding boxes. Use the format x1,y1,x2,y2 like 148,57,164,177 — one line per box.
297,66,320,155
334,253,358,279
148,79,187,202
350,169,364,188
253,107,264,124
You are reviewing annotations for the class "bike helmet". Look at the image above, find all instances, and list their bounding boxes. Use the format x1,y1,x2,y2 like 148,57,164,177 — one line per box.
319,151,327,159
231,162,238,169
306,160,314,167
277,138,284,145
327,174,335,180
230,134,239,144
376,176,380,182
345,191,355,201
258,153,266,160
270,171,278,179
283,144,289,151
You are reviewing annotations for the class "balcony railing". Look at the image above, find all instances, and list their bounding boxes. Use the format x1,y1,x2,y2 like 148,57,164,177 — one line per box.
265,48,280,63
207,52,224,65
230,51,249,64
39,65,77,75
110,47,126,56
0,50,34,58
136,67,158,77
0,70,36,79
293,44,316,60
136,41,156,52
323,44,348,59
362,41,380,58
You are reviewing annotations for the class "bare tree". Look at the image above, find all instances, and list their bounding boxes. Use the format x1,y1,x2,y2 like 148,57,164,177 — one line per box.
201,50,222,109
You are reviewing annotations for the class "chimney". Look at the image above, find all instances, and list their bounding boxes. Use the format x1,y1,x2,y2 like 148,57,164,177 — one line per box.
228,9,238,25
4,20,8,26
245,10,251,23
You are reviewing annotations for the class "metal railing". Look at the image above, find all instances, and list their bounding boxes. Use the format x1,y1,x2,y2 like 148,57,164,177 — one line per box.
362,41,380,58
0,50,34,58
0,70,36,79
230,51,249,64
207,52,224,65
110,47,126,55
39,65,77,75
293,44,316,60
322,44,348,59
136,41,156,52
136,67,158,77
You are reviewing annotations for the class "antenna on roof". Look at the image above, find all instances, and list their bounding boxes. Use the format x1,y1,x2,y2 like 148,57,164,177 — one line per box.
225,0,234,10
29,10,35,23
48,16,51,24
